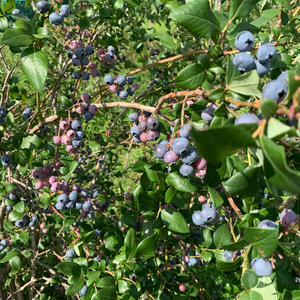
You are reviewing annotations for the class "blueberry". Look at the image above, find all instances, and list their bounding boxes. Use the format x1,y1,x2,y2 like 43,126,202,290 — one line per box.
201,108,214,121
83,111,94,121
75,48,85,59
181,149,198,165
147,116,159,130
233,52,255,73
73,70,80,79
104,74,114,85
49,13,64,25
81,56,89,66
66,248,76,258
71,120,82,131
6,205,12,211
55,202,65,210
32,214,39,222
98,158,105,164
254,60,271,78
1,239,7,246
179,164,194,177
251,258,273,277
68,51,74,60
262,80,288,103
133,136,141,143
257,43,277,64
117,75,126,86
0,107,8,118
277,71,288,84
235,31,254,52
15,220,24,228
234,113,260,125
75,200,83,210
1,154,12,167
9,193,16,201
119,90,129,100
172,138,190,156
126,76,134,84
188,257,197,266
130,126,141,138
82,71,90,80
138,122,147,132
36,1,49,13
74,131,85,140
257,220,278,229
224,250,234,262
60,5,71,17
180,124,192,139
87,211,95,218
192,211,205,225
147,130,160,141
85,45,94,55
164,151,180,165
22,215,30,225
105,52,114,62
57,193,69,204
11,9,21,14
107,46,115,54
83,201,92,211
72,57,80,66
127,87,134,96
280,209,298,227
78,285,88,296
154,144,169,159
129,113,138,123
199,208,216,223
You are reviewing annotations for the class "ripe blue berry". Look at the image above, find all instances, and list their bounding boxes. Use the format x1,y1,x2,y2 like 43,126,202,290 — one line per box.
117,75,126,86
60,5,71,17
257,43,277,64
224,250,234,262
201,109,213,121
36,1,49,13
81,56,89,66
262,80,288,103
1,154,12,167
107,46,115,54
257,220,278,229
85,45,94,55
254,60,271,78
180,124,192,139
235,31,254,52
119,90,129,100
57,194,69,203
234,113,260,125
179,164,194,177
130,126,141,138
73,70,80,79
126,76,134,84
172,138,190,155
181,149,198,165
49,13,64,25
233,52,255,73
81,71,90,80
22,107,32,119
154,144,169,159
0,107,8,118
75,48,85,59
199,208,216,223
105,52,114,62
129,113,138,122
192,211,205,225
127,87,134,96
251,258,273,277
78,285,88,296
11,9,21,14
147,116,159,130
71,120,82,131
104,74,114,85
66,249,76,258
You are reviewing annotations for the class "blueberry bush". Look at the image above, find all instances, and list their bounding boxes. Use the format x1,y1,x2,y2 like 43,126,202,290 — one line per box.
0,0,300,299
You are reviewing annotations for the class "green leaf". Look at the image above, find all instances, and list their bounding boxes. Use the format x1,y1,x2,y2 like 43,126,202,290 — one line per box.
205,160,227,188
273,269,299,293
40,192,51,205
9,256,21,270
228,0,260,23
97,276,115,288
239,290,263,300
175,63,206,89
161,208,190,233
55,262,81,277
252,277,278,299
209,87,225,101
66,277,85,295
165,186,177,204
228,70,262,97
191,124,257,164
267,117,298,140
19,230,29,244
20,134,42,150
21,47,48,94
86,271,101,286
260,135,300,195
8,210,23,222
169,0,221,43
222,165,262,197
1,28,34,47
13,201,25,213
0,17,9,31
155,34,177,50
0,250,19,263
93,286,117,300
226,56,241,86
166,172,203,193
260,99,278,119
282,290,300,300
244,227,278,257
136,233,159,261
89,141,100,153
222,239,248,251
124,228,137,260
201,228,212,248
242,269,259,289
215,256,243,271
208,186,224,207
213,224,231,249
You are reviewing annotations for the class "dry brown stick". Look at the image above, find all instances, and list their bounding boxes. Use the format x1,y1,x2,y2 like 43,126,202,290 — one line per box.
181,95,189,126
10,177,42,195
124,138,134,167
220,185,244,220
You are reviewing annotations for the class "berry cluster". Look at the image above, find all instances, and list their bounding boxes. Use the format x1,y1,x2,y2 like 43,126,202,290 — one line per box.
192,206,219,226
70,43,99,80
49,5,71,26
53,119,86,153
98,45,118,69
76,92,97,121
233,31,276,77
104,74,139,100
